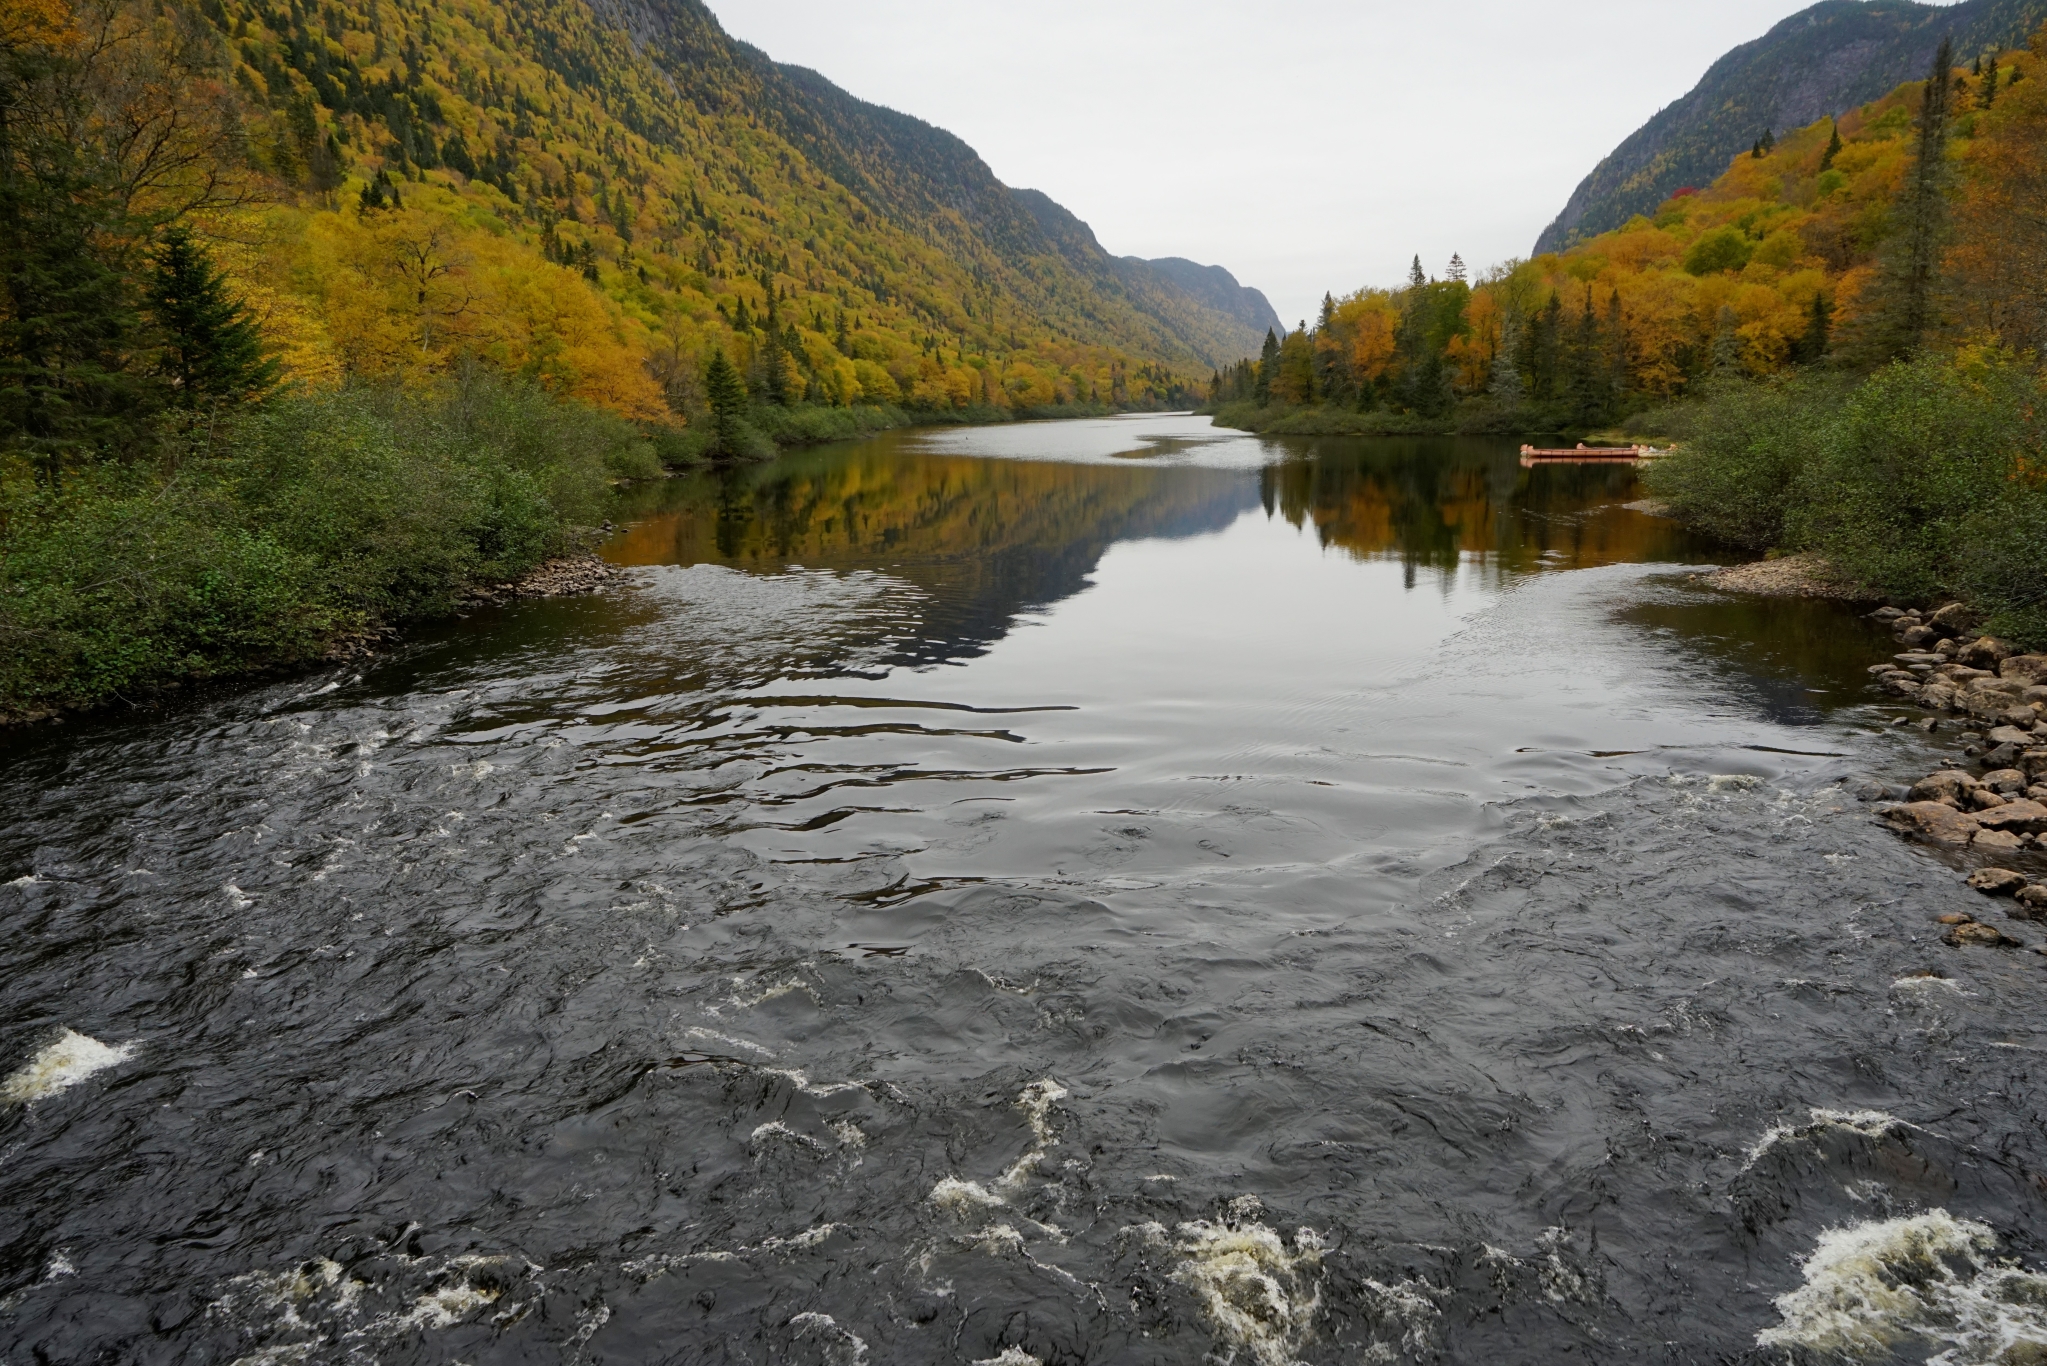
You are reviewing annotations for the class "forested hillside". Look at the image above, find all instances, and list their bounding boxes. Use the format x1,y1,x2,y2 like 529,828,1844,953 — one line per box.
10,0,1265,442
0,0,1277,720
1537,0,2047,253
1212,28,2042,434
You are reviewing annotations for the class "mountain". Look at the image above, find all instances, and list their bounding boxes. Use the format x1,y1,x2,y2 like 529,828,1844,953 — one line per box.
1138,258,1285,341
197,0,1271,417
1536,0,2047,253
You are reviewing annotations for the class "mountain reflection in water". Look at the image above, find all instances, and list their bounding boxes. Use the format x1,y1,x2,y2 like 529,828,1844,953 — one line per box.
5,415,2047,1366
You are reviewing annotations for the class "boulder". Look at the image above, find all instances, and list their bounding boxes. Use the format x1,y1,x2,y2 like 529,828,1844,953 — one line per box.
2001,654,2047,686
1929,602,1981,635
1985,743,2026,769
1989,725,2038,748
1936,638,1960,659
2025,686,2047,707
1984,768,2030,794
1974,798,2047,834
1885,801,1983,845
1969,787,2011,810
1974,828,2026,853
1959,636,2016,669
1899,625,1940,648
1964,692,2018,722
1908,770,1979,804
2022,750,2047,781
1999,707,2041,731
2019,884,2047,912
1885,677,1924,698
1920,683,1958,711
1968,867,2028,895
1872,606,1906,621
1946,920,2020,947
1937,911,1978,924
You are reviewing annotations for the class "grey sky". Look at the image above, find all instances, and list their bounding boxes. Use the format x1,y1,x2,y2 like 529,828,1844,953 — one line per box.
709,0,1956,326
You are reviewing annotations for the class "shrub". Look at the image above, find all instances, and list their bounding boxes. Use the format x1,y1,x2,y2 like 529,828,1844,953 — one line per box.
0,369,641,715
1643,374,1846,548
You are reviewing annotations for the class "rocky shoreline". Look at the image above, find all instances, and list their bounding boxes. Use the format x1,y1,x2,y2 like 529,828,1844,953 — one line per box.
1695,552,1867,601
457,552,628,609
1851,603,2047,952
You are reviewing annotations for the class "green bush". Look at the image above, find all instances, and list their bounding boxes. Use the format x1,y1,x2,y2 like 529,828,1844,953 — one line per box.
1648,356,2047,645
0,369,642,716
1791,360,2040,610
1644,374,1847,548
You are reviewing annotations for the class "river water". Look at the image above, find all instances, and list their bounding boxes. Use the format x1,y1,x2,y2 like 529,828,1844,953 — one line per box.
6,414,2047,1365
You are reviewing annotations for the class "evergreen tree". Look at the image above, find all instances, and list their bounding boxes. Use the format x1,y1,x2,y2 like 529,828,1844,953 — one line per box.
1795,291,1833,364
1489,313,1524,407
1407,255,1427,289
0,42,155,466
1446,253,1467,283
1709,306,1743,379
1858,36,1956,362
147,228,277,407
702,348,748,456
1820,120,1843,172
1982,57,2000,108
1522,292,1562,402
1253,327,1279,405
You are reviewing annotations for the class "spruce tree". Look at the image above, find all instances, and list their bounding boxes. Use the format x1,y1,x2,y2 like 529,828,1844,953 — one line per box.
1253,327,1279,405
1407,255,1427,289
147,228,277,407
1859,36,1956,362
0,44,155,466
702,348,749,456
1982,58,2000,108
1796,290,1833,364
1820,120,1843,172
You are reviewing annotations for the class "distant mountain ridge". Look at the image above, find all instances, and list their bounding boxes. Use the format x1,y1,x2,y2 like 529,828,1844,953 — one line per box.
1536,0,2047,253
579,0,1274,368
1137,258,1285,341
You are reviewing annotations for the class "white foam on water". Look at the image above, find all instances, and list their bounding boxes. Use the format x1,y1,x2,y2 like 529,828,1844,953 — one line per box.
789,1311,868,1365
749,1120,826,1151
5,873,45,887
1172,1216,1324,1366
929,1078,1067,1213
1742,1108,1914,1171
929,1176,1007,1212
2,1030,135,1106
973,1349,1044,1366
1708,774,1762,792
382,1281,497,1332
1757,1210,2047,1363
683,1027,776,1057
1894,974,1968,996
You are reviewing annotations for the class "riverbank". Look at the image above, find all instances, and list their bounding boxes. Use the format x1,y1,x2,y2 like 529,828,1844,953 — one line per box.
0,388,1167,727
1643,356,2047,650
1205,398,1533,437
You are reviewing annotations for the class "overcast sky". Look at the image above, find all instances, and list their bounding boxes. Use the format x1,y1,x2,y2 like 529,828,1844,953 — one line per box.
707,0,1954,325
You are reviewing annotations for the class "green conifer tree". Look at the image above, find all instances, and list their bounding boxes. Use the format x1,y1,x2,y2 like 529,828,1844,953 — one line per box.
702,348,749,456
1253,327,1279,405
147,228,277,407
1857,36,1956,362
0,45,155,467
1820,120,1843,171
1796,290,1833,364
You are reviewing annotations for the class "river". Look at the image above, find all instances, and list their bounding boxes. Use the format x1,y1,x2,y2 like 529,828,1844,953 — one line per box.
5,414,2047,1364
